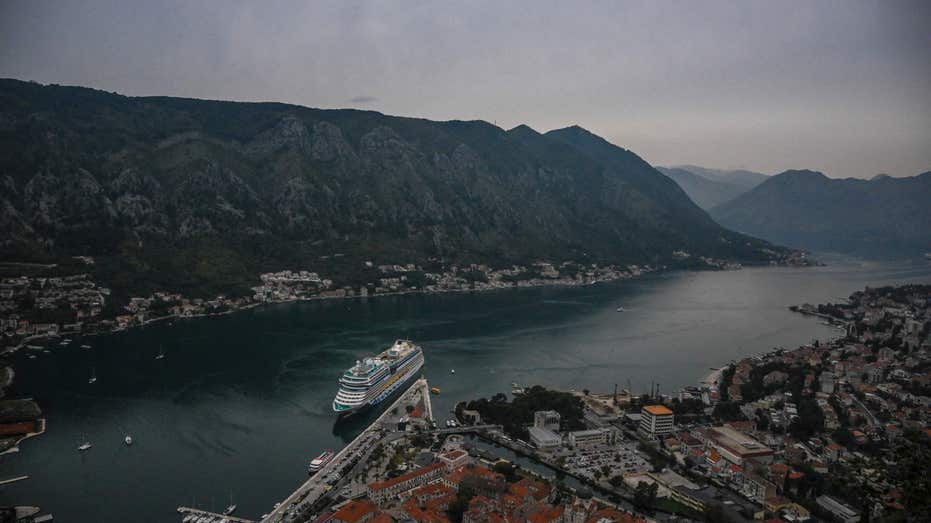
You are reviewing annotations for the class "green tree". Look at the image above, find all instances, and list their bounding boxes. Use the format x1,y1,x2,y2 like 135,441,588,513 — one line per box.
633,482,658,512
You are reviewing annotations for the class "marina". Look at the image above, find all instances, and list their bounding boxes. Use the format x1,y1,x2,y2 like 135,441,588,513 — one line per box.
258,377,434,523
177,506,255,523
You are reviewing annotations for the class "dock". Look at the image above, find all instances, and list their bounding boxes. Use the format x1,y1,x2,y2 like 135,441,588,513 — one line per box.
260,377,434,523
0,475,28,486
177,506,255,523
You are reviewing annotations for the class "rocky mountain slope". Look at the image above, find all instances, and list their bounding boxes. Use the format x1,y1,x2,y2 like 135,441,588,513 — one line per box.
0,79,788,298
710,170,931,257
657,166,768,210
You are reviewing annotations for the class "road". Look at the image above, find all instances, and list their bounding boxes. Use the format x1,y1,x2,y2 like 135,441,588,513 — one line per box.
260,378,431,523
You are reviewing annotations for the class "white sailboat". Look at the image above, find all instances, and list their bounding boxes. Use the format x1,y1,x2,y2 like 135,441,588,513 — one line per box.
124,435,133,446
88,367,97,384
78,432,92,452
224,492,237,515
155,345,165,360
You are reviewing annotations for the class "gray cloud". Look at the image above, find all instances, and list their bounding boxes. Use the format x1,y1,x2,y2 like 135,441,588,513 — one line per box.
0,0,928,178
347,95,378,105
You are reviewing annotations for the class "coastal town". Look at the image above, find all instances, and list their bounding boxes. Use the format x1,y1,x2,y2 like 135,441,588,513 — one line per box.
1,248,817,358
0,259,665,356
1,264,926,523
220,283,930,523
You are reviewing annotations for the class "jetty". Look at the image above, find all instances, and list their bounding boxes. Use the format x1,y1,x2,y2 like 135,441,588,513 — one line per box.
260,377,433,523
177,506,255,523
0,475,28,486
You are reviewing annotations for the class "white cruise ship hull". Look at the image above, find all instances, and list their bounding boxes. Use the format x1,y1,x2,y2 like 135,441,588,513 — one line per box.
332,340,424,417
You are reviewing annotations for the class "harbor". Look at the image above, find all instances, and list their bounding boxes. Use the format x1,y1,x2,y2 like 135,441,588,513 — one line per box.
256,377,434,523
177,506,255,523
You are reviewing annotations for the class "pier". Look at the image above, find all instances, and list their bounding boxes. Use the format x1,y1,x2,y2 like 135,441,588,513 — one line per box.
177,507,255,523
260,377,433,523
0,475,28,486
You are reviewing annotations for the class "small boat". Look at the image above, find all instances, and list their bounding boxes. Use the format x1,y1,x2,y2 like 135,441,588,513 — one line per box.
26,345,43,350
430,387,441,394
224,492,237,515
88,368,97,384
78,441,92,452
124,435,133,446
616,306,626,312
308,449,334,474
155,345,165,360
27,354,36,359
450,369,456,374
80,344,91,349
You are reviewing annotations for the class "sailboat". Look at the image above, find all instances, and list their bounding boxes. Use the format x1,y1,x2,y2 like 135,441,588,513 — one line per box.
224,492,237,515
124,435,133,446
155,345,165,360
88,367,97,384
78,432,92,452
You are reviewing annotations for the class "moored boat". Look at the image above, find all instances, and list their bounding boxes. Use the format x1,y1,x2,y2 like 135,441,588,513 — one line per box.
308,449,334,473
331,339,425,416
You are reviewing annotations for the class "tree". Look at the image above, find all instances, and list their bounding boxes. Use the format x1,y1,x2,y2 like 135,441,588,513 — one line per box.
633,482,658,512
493,461,518,482
703,503,733,523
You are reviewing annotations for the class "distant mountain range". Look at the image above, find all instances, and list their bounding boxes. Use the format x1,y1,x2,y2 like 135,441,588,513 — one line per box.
710,170,931,258
0,79,788,298
657,166,769,210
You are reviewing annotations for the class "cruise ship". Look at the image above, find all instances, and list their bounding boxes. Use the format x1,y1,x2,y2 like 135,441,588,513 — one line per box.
332,339,424,416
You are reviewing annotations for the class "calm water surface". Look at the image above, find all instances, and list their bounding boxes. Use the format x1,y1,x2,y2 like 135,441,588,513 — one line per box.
2,257,930,521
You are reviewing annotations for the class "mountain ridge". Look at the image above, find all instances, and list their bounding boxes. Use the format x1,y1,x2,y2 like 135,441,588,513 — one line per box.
0,79,790,299
656,165,769,210
710,169,931,258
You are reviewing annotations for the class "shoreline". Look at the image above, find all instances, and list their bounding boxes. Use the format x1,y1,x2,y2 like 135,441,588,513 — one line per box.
60,266,659,342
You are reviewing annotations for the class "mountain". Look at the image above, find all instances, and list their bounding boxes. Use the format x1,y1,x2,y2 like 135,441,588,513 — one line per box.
657,166,768,210
0,79,788,299
669,165,769,191
710,170,931,257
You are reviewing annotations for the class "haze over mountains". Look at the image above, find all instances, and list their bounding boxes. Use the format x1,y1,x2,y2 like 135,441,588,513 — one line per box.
0,80,787,298
657,166,769,210
710,170,931,258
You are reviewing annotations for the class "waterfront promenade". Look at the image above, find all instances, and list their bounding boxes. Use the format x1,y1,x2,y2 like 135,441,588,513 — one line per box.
259,377,433,523
177,507,255,523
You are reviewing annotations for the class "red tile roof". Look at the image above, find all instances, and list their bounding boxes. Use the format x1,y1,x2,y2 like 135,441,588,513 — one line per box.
331,499,377,523
369,462,445,491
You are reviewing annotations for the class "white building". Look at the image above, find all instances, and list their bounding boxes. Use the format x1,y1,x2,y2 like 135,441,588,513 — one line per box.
534,410,561,430
639,405,675,438
529,426,562,449
567,427,617,449
816,495,859,523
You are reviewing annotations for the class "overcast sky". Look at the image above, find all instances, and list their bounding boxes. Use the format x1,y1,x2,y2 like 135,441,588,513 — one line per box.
1,0,928,178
